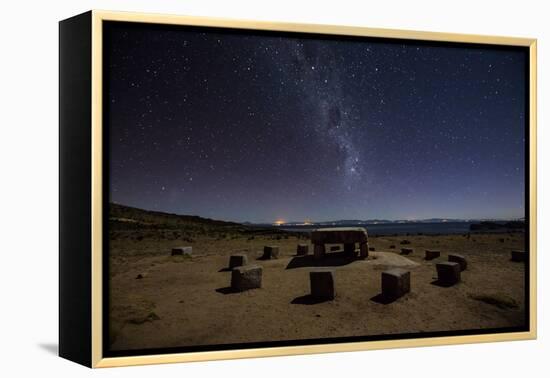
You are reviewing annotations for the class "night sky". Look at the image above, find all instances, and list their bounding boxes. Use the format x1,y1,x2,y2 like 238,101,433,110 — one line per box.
106,23,526,223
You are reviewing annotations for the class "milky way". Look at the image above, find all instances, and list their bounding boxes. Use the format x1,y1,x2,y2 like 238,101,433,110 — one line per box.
105,22,527,223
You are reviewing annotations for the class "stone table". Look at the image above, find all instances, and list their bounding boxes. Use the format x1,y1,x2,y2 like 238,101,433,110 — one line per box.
310,227,369,259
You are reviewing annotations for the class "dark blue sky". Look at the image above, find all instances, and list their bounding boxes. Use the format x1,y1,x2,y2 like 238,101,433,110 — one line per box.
106,23,526,223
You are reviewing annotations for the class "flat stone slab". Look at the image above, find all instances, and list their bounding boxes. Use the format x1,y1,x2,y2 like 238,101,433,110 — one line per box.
262,246,279,259
400,248,414,255
382,268,411,299
448,254,467,271
511,250,526,262
310,268,335,299
171,246,192,256
229,254,248,269
425,249,441,260
311,227,368,244
436,262,461,286
296,244,309,256
231,265,263,291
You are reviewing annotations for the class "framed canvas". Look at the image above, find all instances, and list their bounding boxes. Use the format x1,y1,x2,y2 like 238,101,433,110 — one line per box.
59,10,537,368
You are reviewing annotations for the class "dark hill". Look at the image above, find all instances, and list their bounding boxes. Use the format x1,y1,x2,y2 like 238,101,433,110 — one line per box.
109,203,296,240
110,203,241,230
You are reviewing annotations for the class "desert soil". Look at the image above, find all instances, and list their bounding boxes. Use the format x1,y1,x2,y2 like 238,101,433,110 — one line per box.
109,232,526,351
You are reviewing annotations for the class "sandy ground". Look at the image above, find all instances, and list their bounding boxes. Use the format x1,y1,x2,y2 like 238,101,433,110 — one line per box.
108,232,526,351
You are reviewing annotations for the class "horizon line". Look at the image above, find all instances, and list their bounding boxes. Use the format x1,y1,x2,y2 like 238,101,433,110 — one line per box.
110,202,524,225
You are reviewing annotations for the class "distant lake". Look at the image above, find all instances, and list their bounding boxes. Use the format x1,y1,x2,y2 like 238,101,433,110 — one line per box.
281,222,476,236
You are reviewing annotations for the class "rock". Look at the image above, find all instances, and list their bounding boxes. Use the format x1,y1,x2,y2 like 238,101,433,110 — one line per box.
511,250,526,262
389,245,396,249
231,265,263,291
296,244,309,256
171,246,192,256
436,262,461,286
310,269,335,300
400,248,413,255
382,268,411,299
229,254,248,269
262,246,279,259
448,254,467,271
369,246,376,251
400,240,411,245
330,246,340,251
425,249,441,260
135,273,146,279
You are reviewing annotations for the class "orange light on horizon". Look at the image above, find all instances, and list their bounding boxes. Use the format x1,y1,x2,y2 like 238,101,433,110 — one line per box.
274,219,285,225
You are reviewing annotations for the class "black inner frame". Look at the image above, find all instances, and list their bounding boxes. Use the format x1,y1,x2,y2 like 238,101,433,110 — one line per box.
101,20,531,358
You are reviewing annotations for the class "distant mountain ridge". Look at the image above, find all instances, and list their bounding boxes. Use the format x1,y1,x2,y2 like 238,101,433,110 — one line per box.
110,203,524,230
254,218,511,227
254,218,525,226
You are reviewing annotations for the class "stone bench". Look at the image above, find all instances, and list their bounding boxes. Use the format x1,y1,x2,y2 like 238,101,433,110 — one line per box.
171,246,192,256
448,254,467,271
310,268,335,300
228,254,248,269
425,249,441,260
436,262,461,286
262,245,279,259
231,265,263,291
400,248,413,255
381,268,410,299
511,250,526,262
296,244,309,256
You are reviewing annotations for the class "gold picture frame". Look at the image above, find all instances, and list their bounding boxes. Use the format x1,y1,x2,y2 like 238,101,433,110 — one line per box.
59,10,537,368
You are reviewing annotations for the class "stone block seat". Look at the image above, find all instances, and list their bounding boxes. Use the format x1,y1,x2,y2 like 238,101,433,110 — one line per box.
228,254,248,269
448,254,467,271
436,262,461,286
425,249,441,260
231,265,263,292
381,268,411,299
261,246,279,260
309,268,335,300
171,246,192,256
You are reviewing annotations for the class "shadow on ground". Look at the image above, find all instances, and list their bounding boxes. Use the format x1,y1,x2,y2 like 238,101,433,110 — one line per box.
215,287,239,295
370,293,399,305
286,252,361,270
38,343,58,355
430,279,460,288
291,294,333,305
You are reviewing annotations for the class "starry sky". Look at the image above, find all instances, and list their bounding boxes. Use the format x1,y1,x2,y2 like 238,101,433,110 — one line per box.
105,22,527,223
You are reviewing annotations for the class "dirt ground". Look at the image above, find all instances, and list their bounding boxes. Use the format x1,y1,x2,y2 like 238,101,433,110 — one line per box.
108,232,526,351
